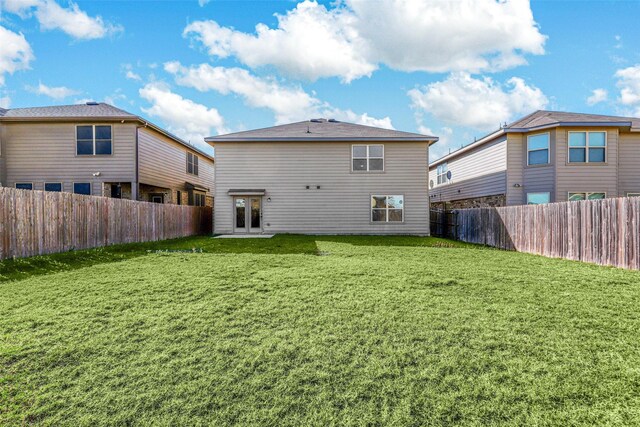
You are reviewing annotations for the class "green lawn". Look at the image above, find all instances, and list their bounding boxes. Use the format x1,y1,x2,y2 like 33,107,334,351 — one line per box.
1,235,639,426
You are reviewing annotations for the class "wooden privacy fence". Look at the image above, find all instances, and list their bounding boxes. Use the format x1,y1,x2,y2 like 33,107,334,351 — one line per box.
0,187,213,260
452,197,640,270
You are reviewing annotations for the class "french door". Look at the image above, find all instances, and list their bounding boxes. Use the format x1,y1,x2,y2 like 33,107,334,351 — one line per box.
234,197,262,233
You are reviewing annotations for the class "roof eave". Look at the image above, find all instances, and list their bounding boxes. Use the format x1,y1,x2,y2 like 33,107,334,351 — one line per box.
205,136,437,143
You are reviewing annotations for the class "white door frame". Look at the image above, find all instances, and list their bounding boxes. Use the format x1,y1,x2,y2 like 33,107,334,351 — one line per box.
233,196,262,234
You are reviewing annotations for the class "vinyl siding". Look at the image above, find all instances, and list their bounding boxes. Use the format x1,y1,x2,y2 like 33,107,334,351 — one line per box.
428,137,507,202
506,134,525,205
138,127,214,195
214,141,430,235
618,132,640,195
2,122,136,196
0,125,6,186
554,128,619,201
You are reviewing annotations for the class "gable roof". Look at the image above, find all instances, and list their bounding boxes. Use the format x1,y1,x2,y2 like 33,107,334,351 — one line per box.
0,102,214,161
506,110,639,130
430,110,640,168
206,119,437,143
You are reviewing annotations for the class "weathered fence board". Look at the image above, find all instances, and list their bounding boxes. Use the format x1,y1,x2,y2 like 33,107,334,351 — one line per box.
0,187,213,260
451,197,640,270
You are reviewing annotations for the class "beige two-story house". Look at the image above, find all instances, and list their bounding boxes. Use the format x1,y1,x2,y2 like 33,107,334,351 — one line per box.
429,110,640,208
206,119,437,235
0,103,214,205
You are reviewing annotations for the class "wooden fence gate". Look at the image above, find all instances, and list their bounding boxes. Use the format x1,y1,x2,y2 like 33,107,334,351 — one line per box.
429,208,458,239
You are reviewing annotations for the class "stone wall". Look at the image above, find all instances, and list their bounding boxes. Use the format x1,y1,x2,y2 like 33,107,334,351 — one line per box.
431,193,506,210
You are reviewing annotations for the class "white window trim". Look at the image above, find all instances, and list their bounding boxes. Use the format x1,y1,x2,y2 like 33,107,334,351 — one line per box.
72,182,92,195
370,194,404,223
44,182,63,192
568,191,607,201
526,192,551,205
75,124,113,156
15,182,33,190
527,132,550,166
567,131,607,164
187,152,199,176
352,144,384,172
436,163,449,185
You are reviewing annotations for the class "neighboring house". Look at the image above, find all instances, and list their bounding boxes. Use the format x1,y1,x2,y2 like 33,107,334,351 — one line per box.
0,103,214,206
206,119,437,235
428,110,640,208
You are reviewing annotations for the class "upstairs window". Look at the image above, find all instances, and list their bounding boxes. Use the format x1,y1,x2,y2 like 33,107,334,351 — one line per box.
352,145,384,172
527,133,549,165
371,195,404,222
15,183,33,190
76,125,112,155
436,163,449,185
187,152,199,175
568,131,606,163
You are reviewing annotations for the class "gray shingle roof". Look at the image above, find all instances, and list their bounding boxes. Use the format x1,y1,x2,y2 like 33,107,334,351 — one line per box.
0,108,7,117
206,119,436,142
507,110,640,129
1,102,136,119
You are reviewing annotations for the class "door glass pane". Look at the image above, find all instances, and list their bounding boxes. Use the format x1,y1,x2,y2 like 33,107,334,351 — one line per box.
251,199,260,228
235,198,246,228
569,132,586,147
589,132,606,146
569,148,586,162
589,148,605,162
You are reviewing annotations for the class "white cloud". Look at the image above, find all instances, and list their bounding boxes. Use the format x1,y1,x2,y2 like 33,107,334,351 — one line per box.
125,70,141,81
615,65,640,115
184,0,546,82
2,0,122,40
197,0,210,6
0,25,34,85
408,72,548,131
421,126,453,160
139,81,226,150
165,61,393,128
587,88,608,106
184,1,373,83
0,96,10,108
26,82,80,99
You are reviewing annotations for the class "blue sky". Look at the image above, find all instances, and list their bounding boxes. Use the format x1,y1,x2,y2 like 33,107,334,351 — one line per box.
1,0,640,158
